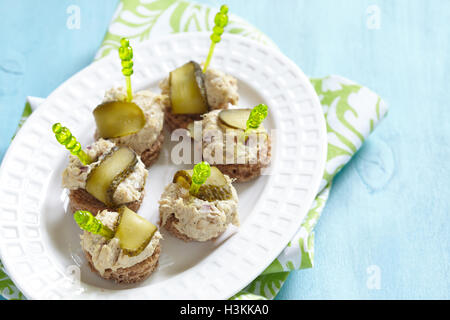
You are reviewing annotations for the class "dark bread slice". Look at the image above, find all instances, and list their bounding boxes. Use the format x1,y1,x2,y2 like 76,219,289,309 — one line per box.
211,136,272,182
164,106,202,132
214,163,265,183
140,132,164,167
84,244,161,284
164,103,230,132
68,189,143,215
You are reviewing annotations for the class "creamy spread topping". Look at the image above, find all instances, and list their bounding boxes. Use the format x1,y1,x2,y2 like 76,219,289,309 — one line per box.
62,139,147,205
80,210,161,276
99,87,166,155
204,68,239,109
159,175,239,241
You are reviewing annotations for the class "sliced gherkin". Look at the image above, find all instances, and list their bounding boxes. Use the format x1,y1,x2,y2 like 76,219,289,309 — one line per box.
173,170,192,189
85,147,137,206
218,109,267,133
196,184,232,202
93,101,146,138
218,109,268,144
115,206,157,257
172,167,232,201
107,156,139,203
218,109,251,130
204,166,229,187
169,61,209,114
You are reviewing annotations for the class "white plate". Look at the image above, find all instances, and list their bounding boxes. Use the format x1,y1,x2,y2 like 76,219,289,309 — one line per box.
0,33,326,300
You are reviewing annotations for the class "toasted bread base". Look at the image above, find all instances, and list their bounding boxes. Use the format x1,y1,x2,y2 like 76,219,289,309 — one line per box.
211,136,272,182
214,163,265,183
161,215,194,242
140,132,164,167
160,214,223,242
164,107,202,132
84,244,161,284
163,101,231,133
68,189,143,215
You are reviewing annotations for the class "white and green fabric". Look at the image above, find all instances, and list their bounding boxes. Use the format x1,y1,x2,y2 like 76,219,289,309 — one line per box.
0,0,388,300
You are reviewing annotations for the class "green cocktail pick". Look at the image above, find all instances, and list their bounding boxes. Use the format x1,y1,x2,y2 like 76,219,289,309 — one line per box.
245,104,268,134
119,38,134,102
242,104,268,142
74,210,115,240
52,123,91,165
190,161,211,195
203,5,229,73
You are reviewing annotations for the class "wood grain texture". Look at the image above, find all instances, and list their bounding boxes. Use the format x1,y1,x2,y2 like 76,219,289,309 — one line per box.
0,0,449,299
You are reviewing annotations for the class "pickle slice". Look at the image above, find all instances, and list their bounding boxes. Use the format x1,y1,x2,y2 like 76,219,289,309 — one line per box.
173,170,192,189
115,206,157,257
169,61,209,114
218,109,251,130
206,166,228,186
218,109,267,138
85,147,137,206
198,166,232,201
173,167,232,201
93,101,146,138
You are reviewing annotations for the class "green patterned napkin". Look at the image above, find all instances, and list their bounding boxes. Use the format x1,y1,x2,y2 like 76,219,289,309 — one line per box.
0,0,388,300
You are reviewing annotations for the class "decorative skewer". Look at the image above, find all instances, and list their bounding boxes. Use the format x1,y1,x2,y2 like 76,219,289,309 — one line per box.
52,123,91,165
242,104,268,142
190,161,211,195
203,5,229,73
118,38,134,102
74,210,115,240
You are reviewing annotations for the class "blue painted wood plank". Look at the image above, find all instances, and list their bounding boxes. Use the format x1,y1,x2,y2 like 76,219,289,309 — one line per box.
0,0,119,161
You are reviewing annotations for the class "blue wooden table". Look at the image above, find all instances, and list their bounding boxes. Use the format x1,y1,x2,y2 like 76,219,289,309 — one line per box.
0,0,449,299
